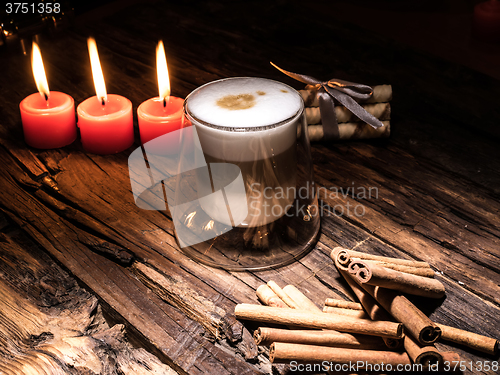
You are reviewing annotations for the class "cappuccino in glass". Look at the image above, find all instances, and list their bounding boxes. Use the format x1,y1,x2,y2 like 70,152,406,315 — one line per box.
185,77,302,227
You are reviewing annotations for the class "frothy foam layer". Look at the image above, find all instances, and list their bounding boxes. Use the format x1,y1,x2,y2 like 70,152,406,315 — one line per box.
186,77,302,128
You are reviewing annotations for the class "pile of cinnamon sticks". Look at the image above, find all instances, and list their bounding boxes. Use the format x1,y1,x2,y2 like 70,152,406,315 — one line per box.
234,248,499,371
301,84,392,142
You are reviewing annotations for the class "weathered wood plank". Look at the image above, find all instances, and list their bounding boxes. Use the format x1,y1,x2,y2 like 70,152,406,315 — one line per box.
314,216,500,374
0,1,499,374
311,143,500,304
0,221,178,375
0,149,264,375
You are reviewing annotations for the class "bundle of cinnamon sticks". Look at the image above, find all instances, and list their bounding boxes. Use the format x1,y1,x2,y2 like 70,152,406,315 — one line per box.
331,248,498,356
302,84,392,142
234,248,498,371
235,281,409,370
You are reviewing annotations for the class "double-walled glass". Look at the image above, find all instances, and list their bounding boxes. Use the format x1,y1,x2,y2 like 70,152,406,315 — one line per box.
175,77,320,270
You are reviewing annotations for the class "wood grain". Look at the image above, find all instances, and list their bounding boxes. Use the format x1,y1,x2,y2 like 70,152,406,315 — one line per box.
0,1,498,374
0,221,178,375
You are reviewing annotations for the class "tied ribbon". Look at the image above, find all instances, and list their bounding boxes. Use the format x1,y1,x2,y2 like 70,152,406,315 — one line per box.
271,62,384,140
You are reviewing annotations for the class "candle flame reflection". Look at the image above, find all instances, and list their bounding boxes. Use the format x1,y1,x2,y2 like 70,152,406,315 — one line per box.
31,42,50,100
87,38,107,104
156,40,171,104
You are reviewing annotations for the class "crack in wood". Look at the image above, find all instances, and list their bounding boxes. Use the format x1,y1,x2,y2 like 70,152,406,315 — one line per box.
132,262,226,340
0,231,178,375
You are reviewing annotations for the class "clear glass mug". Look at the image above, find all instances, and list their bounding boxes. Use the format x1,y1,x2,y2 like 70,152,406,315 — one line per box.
178,77,320,270
129,77,320,271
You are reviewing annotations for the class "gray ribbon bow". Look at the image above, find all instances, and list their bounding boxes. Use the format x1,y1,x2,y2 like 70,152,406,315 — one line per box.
271,62,384,140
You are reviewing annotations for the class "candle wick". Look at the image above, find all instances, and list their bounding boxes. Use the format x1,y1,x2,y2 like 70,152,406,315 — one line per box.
163,98,167,108
44,93,49,101
101,97,106,106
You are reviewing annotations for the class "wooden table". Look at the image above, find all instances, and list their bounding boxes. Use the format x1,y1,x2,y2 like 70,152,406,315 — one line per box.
0,1,499,374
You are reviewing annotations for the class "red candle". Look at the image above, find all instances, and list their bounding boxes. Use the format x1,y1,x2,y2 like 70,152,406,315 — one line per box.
20,42,76,149
77,38,133,155
78,94,133,154
473,0,500,42
138,96,186,145
138,41,190,155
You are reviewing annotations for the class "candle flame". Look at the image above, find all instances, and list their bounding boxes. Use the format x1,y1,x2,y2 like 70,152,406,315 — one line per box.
156,40,170,103
87,37,107,104
31,42,50,100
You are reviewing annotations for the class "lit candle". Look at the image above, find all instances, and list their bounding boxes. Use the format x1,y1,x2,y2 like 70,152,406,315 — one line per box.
77,38,133,155
137,40,190,155
19,42,76,149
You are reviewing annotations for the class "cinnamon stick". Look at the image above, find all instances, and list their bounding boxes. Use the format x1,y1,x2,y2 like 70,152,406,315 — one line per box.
305,103,390,125
267,281,299,309
358,283,441,345
348,260,445,299
323,306,370,319
282,285,322,313
363,261,436,278
282,285,394,348
234,304,403,338
404,334,443,368
437,323,499,355
324,299,364,310
332,247,353,270
333,262,403,349
300,85,393,106
269,342,410,366
383,337,404,350
307,121,390,142
256,285,288,308
256,284,304,330
332,253,392,322
332,247,430,269
438,352,461,372
342,272,391,322
254,327,386,349
337,260,440,345
333,249,440,344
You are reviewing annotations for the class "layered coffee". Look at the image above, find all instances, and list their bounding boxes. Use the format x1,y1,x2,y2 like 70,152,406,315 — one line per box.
185,77,303,227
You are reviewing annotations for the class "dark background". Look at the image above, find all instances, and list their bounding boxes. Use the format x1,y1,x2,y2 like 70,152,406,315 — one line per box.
0,2,499,374
1,0,499,192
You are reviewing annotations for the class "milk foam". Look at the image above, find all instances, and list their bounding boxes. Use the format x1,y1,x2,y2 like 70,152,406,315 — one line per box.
186,77,302,128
